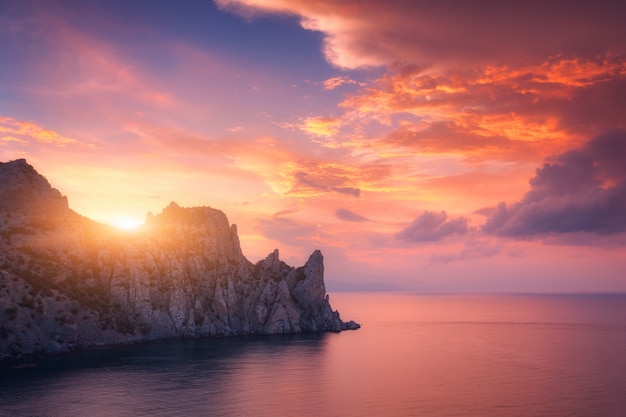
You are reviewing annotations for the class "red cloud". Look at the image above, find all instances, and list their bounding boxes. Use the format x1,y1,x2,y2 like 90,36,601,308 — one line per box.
216,0,626,69
219,1,626,165
344,54,626,160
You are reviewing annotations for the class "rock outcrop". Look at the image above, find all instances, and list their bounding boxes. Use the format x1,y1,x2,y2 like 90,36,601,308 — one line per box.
0,159,359,361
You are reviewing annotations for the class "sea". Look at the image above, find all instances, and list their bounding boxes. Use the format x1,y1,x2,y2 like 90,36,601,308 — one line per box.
1,293,626,417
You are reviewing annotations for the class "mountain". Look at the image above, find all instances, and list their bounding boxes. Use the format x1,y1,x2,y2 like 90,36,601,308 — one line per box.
0,159,359,361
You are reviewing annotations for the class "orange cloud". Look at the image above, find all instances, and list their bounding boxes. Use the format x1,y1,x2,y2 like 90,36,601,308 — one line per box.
335,53,626,163
217,1,626,165
0,116,78,146
0,136,28,146
322,75,358,90
299,116,342,137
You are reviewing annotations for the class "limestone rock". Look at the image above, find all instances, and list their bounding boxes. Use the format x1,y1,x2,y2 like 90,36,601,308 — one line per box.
0,159,359,361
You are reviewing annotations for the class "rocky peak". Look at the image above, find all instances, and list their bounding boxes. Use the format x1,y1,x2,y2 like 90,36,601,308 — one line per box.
0,159,359,361
291,250,327,309
0,159,68,215
262,249,282,274
146,202,244,262
154,201,229,227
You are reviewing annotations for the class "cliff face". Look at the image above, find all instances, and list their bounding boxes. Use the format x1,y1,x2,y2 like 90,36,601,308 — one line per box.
0,159,358,361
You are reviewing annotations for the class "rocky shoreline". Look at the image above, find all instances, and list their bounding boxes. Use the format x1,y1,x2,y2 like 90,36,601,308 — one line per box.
0,159,359,361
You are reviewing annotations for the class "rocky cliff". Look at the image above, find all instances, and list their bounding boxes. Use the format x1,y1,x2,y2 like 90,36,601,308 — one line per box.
0,159,359,361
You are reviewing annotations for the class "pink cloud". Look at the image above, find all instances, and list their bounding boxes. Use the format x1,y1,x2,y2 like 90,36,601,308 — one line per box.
396,210,469,243
322,75,358,90
290,170,360,197
257,215,319,248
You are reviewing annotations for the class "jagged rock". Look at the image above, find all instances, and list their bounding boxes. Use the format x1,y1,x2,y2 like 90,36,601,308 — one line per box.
341,320,361,331
0,159,359,361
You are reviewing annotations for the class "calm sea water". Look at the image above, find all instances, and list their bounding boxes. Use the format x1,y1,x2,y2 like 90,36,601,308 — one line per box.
1,293,626,417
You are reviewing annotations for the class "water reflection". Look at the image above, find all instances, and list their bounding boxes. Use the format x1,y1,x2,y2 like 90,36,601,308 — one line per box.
0,333,330,417
2,294,625,417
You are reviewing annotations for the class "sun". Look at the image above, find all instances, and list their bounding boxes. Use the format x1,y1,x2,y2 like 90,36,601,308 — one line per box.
112,218,144,230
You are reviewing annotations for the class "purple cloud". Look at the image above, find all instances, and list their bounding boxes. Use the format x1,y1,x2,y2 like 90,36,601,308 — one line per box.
332,187,361,197
293,171,361,197
336,208,369,222
396,210,469,242
482,130,626,237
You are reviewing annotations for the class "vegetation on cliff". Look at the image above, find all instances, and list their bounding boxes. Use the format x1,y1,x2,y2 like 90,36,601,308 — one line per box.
0,159,358,360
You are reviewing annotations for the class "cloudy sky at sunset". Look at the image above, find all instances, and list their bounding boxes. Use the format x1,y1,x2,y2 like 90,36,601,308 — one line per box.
2,0,625,292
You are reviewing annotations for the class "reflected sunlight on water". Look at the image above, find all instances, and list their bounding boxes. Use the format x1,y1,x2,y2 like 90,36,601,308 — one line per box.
1,294,625,417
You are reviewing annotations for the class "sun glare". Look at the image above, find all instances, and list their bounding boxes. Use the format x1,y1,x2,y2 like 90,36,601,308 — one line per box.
112,218,144,230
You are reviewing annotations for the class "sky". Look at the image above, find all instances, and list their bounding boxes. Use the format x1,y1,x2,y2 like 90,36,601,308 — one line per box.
1,0,626,292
